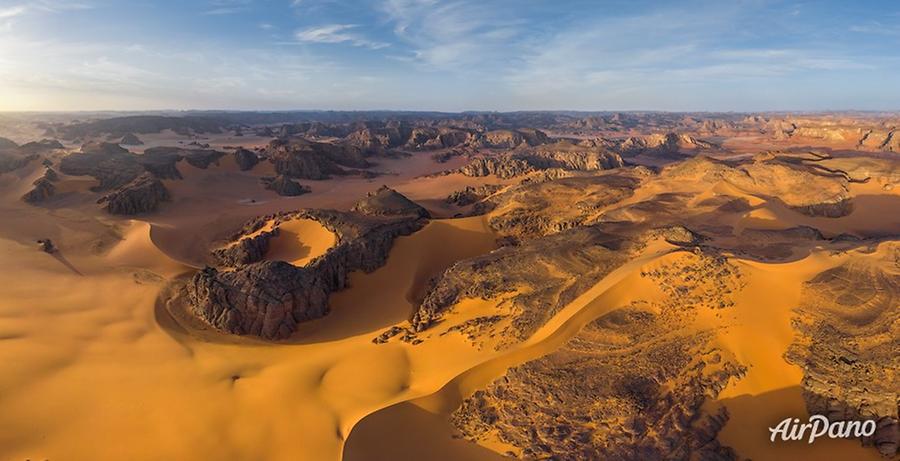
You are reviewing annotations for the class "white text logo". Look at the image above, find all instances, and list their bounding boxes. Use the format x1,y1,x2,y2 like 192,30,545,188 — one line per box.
769,415,876,443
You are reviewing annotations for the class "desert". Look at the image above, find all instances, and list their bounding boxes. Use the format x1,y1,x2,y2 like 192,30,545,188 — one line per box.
0,109,897,461
2,1,899,459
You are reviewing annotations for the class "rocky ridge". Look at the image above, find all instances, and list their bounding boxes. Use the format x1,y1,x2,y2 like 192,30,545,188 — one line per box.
786,247,899,457
184,189,430,340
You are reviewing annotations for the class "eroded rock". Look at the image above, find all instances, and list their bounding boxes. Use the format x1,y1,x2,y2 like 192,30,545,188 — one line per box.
186,194,430,340
98,172,170,215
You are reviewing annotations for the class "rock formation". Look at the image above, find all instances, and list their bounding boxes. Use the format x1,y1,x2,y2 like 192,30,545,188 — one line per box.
185,191,430,340
59,142,145,190
411,225,637,342
233,148,259,171
263,175,310,196
119,133,144,146
0,139,59,174
474,128,549,148
0,152,37,174
22,177,56,203
786,249,899,457
37,238,56,253
98,172,170,215
17,139,64,154
212,220,279,267
351,185,430,218
483,174,640,239
457,142,624,179
262,137,370,179
661,155,853,218
445,184,504,207
452,305,744,461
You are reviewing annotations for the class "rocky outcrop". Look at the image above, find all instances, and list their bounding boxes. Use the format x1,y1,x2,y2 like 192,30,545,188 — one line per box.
263,175,310,196
474,128,549,148
98,172,170,215
786,251,900,458
789,198,854,218
445,184,504,207
212,222,279,267
345,127,394,153
233,148,259,171
188,261,331,339
662,155,853,218
142,146,225,170
617,132,719,156
182,148,225,169
22,177,56,203
0,152,37,173
59,142,144,190
37,238,56,253
0,139,59,174
452,305,744,460
42,167,59,182
412,225,635,341
119,133,144,146
136,148,182,179
17,139,64,154
459,156,535,178
186,202,430,340
402,127,477,150
262,137,370,179
21,167,60,204
458,143,624,179
351,185,430,218
483,174,639,239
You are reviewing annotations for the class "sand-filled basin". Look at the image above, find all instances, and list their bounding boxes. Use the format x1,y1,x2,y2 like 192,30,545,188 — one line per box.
265,218,337,266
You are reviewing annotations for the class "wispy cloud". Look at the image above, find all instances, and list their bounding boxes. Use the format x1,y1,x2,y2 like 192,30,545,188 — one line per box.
0,34,352,110
203,7,247,15
850,22,900,36
0,5,27,19
202,0,251,16
1,0,899,111
294,24,389,49
0,1,92,31
379,0,526,69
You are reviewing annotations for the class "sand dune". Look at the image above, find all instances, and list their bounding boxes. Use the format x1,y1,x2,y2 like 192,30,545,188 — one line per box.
2,114,898,461
347,242,893,461
265,217,336,266
2,199,889,460
0,215,510,461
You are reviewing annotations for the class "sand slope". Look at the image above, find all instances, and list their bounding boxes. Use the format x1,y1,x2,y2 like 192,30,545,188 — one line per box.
265,217,336,266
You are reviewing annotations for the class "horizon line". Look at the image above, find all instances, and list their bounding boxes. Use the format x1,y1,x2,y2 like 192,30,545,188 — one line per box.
3,109,900,115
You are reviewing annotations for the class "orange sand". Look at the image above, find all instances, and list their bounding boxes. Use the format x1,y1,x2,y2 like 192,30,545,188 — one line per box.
1,135,895,461
265,218,336,266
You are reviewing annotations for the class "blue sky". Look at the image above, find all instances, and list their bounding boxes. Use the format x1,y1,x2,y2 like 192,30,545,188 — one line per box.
0,0,898,111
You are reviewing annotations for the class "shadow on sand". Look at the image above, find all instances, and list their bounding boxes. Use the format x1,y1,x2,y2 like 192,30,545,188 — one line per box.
51,252,84,276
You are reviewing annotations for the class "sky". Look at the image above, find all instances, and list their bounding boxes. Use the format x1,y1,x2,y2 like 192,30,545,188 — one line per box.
0,0,898,112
